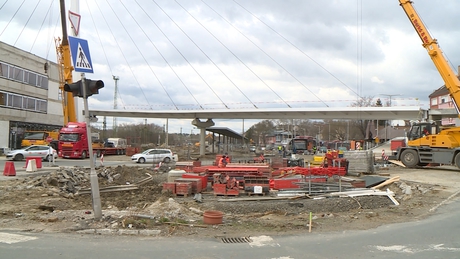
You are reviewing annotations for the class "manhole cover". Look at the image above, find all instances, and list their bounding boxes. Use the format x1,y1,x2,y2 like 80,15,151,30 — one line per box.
220,237,252,244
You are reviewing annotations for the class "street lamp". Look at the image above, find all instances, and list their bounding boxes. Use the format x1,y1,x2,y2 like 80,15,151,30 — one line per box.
380,94,402,107
380,94,401,142
112,75,119,133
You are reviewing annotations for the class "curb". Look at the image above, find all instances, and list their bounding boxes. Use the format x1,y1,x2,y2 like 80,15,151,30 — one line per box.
76,228,162,236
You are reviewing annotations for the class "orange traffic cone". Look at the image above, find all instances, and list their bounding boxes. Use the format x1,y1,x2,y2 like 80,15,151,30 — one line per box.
3,161,16,176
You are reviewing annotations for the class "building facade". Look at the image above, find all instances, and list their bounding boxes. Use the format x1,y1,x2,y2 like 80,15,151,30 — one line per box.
429,85,459,126
0,41,63,150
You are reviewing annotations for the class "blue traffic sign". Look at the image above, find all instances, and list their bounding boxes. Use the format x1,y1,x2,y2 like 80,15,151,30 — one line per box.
68,36,94,73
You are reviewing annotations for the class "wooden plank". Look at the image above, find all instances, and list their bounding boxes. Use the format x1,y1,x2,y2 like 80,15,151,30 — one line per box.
388,160,405,167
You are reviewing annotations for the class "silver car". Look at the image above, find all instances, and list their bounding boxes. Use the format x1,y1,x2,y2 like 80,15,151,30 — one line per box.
131,149,178,164
6,145,58,161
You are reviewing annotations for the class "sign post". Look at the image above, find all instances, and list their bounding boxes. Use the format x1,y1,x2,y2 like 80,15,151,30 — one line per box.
68,36,102,220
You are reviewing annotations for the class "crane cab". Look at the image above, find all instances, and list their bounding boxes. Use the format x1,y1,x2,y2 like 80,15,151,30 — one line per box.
407,122,439,141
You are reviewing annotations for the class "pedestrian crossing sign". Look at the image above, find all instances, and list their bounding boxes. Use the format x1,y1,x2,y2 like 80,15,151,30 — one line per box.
68,36,94,73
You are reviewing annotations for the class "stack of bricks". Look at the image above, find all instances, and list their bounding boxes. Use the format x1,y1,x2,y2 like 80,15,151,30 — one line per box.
175,182,192,197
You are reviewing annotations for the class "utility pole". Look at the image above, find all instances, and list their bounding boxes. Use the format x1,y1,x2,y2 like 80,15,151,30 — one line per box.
112,75,119,134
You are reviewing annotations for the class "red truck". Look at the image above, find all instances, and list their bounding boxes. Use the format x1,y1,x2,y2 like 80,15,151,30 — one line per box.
58,122,126,159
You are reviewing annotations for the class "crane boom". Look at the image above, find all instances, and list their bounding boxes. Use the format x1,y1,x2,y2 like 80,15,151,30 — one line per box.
399,0,460,116
396,0,460,169
57,0,77,125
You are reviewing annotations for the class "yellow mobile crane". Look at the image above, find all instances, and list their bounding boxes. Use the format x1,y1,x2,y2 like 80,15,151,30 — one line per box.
397,0,460,168
55,0,77,125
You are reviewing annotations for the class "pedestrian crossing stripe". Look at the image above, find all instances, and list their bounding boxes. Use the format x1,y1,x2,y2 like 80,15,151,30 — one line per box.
0,232,38,244
68,36,94,74
75,42,92,70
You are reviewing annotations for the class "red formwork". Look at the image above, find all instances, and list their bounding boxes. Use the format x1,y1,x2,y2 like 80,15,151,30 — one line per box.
213,183,227,196
243,175,270,193
175,182,192,196
182,173,208,190
162,182,176,194
174,178,202,194
272,177,327,190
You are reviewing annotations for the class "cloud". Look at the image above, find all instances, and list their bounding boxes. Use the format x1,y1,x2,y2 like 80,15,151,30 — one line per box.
371,76,384,84
1,0,459,133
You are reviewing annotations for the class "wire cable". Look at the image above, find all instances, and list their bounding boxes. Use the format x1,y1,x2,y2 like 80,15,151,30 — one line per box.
91,0,156,109
233,0,363,100
0,0,25,37
126,0,208,109
0,0,9,10
175,0,289,108
202,0,329,107
133,0,228,109
13,0,41,46
30,0,54,53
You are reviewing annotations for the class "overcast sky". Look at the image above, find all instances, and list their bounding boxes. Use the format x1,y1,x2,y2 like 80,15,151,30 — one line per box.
1,0,459,134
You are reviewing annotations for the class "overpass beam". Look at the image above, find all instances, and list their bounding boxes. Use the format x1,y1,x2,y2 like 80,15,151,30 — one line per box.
192,118,215,156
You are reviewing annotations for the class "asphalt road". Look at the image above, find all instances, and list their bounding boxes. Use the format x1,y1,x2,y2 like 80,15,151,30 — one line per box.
1,198,459,258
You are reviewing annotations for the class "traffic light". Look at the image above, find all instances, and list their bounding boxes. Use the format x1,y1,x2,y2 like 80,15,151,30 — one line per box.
64,80,83,97
63,79,104,98
86,79,104,96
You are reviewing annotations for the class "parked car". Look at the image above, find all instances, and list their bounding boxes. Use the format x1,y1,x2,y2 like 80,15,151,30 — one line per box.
6,145,58,161
131,149,178,164
249,145,256,152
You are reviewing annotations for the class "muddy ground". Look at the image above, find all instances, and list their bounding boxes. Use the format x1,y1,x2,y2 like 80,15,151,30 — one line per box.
0,160,457,239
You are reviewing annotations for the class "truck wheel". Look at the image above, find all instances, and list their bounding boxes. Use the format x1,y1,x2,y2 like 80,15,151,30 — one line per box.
454,153,460,169
81,151,87,159
400,149,419,168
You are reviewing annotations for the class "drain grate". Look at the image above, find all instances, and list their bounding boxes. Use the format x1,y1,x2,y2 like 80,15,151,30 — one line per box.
220,237,252,244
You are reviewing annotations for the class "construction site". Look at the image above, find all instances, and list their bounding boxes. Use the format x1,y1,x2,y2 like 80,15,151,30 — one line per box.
0,147,457,238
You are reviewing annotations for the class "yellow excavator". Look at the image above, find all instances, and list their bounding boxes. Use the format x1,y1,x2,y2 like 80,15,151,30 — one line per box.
396,0,460,168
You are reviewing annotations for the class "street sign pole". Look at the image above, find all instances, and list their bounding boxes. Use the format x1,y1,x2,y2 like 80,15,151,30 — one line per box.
81,73,102,220
68,36,102,220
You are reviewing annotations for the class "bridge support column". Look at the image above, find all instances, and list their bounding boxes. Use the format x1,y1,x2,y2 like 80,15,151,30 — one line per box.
192,118,215,157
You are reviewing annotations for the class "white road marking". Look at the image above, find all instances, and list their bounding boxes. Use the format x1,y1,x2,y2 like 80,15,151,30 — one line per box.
249,235,280,247
0,232,38,244
373,244,460,253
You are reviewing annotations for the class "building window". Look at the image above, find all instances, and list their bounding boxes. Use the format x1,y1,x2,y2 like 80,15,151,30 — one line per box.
0,61,48,89
26,97,35,110
37,100,47,112
0,90,47,113
11,94,22,108
431,98,438,105
0,92,6,105
0,63,8,77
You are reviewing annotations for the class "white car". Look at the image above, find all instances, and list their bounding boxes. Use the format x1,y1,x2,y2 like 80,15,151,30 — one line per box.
6,145,58,161
131,149,178,164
